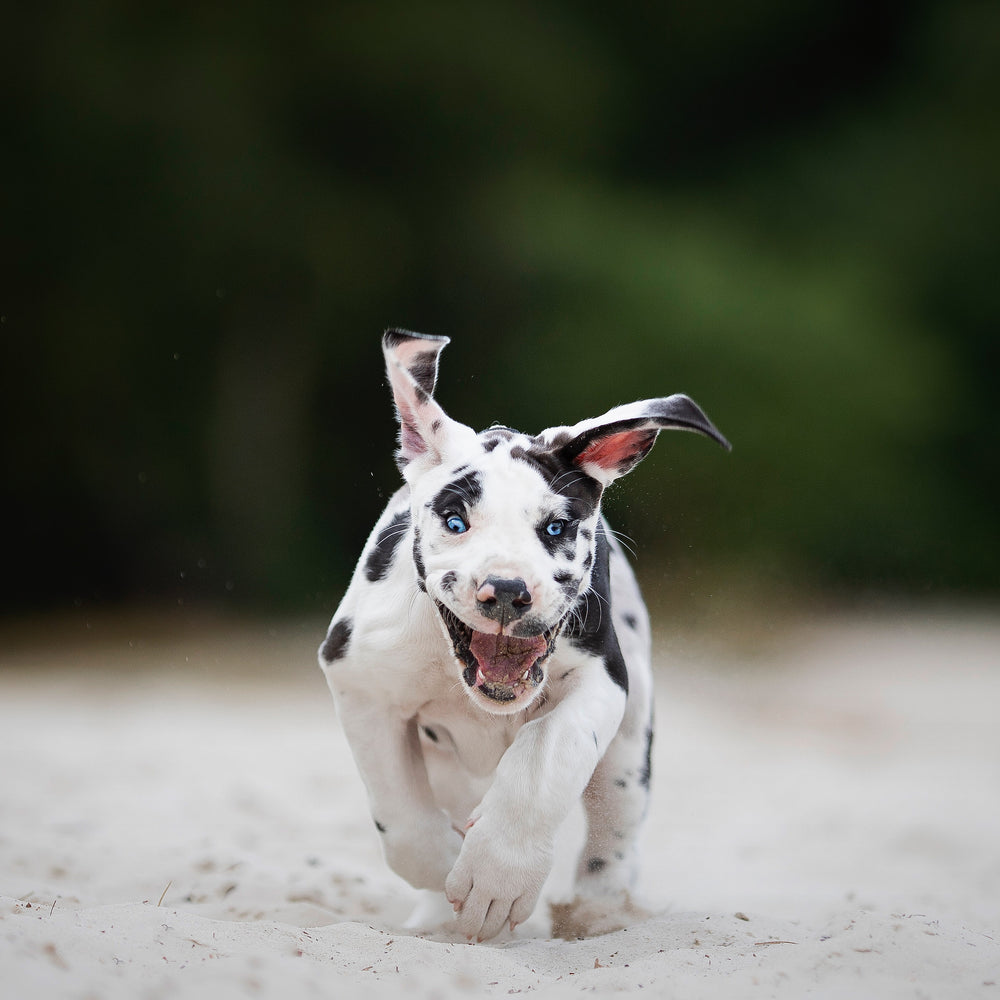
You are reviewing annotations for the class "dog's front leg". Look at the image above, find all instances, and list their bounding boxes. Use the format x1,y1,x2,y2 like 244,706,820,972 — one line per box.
336,693,464,892
445,679,626,941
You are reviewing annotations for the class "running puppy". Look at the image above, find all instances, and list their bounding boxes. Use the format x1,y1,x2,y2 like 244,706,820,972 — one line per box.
319,329,730,941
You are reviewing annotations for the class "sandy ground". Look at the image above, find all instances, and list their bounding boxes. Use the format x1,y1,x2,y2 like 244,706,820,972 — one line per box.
1,605,998,998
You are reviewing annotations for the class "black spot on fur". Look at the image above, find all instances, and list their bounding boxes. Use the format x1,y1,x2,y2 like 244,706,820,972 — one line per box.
509,443,603,513
440,571,458,592
412,527,427,589
479,426,516,453
587,857,607,873
375,820,387,833
320,618,353,663
422,726,439,743
614,778,627,788
623,613,638,631
408,350,440,396
564,524,628,693
382,328,411,349
364,511,410,582
553,570,578,599
638,725,653,789
429,470,483,520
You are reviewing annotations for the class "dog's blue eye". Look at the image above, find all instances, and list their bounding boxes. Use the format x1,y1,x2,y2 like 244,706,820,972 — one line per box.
546,519,565,537
445,514,468,534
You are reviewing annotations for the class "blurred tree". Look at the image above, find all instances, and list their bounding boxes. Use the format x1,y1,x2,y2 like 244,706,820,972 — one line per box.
2,0,996,614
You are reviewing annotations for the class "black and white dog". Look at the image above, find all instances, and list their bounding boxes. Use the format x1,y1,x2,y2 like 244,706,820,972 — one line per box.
319,329,729,941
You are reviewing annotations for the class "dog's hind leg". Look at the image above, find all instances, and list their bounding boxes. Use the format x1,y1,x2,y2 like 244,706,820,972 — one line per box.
551,694,654,938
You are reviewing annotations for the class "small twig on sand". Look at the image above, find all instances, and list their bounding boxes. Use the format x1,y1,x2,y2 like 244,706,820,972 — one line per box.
157,881,172,907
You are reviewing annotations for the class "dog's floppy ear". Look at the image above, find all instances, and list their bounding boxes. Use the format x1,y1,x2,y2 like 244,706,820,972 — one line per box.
382,328,476,476
553,395,731,488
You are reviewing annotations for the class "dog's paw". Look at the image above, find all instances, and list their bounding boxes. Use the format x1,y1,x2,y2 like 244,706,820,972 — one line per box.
549,890,652,940
444,815,553,942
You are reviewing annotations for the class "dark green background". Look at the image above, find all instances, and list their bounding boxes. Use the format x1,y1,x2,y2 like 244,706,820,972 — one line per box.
4,1,997,618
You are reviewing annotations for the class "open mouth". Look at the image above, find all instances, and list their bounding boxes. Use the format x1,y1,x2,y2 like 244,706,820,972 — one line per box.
433,601,562,704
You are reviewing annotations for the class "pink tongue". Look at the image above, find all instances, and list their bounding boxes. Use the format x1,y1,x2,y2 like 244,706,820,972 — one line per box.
468,631,546,686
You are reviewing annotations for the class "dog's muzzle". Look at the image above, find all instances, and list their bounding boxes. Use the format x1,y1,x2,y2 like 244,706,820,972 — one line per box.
433,600,563,705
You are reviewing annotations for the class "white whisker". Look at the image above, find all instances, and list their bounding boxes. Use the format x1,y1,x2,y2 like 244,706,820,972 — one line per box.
607,528,638,559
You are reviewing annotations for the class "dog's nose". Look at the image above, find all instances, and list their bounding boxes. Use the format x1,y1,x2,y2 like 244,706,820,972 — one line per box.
476,576,532,624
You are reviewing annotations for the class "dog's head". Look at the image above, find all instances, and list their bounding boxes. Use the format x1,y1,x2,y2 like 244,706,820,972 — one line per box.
383,329,730,715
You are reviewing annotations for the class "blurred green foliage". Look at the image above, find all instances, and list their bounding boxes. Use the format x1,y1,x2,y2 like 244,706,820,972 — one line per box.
3,1,997,614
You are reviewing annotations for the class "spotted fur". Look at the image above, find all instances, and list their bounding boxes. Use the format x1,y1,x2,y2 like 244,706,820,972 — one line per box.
318,329,729,941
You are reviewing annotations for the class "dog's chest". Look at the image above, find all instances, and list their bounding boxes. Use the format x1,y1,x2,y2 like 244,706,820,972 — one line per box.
415,699,531,777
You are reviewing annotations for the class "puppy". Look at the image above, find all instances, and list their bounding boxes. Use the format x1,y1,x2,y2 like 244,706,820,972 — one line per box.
319,329,729,940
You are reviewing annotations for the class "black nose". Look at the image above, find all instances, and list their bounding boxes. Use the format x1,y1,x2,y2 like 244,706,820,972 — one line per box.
476,576,532,624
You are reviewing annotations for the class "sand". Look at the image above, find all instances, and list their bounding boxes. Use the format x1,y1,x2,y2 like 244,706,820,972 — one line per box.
1,607,998,998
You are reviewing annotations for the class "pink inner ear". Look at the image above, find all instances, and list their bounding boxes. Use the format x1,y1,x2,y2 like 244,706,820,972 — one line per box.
400,421,427,457
396,401,428,458
575,430,656,472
